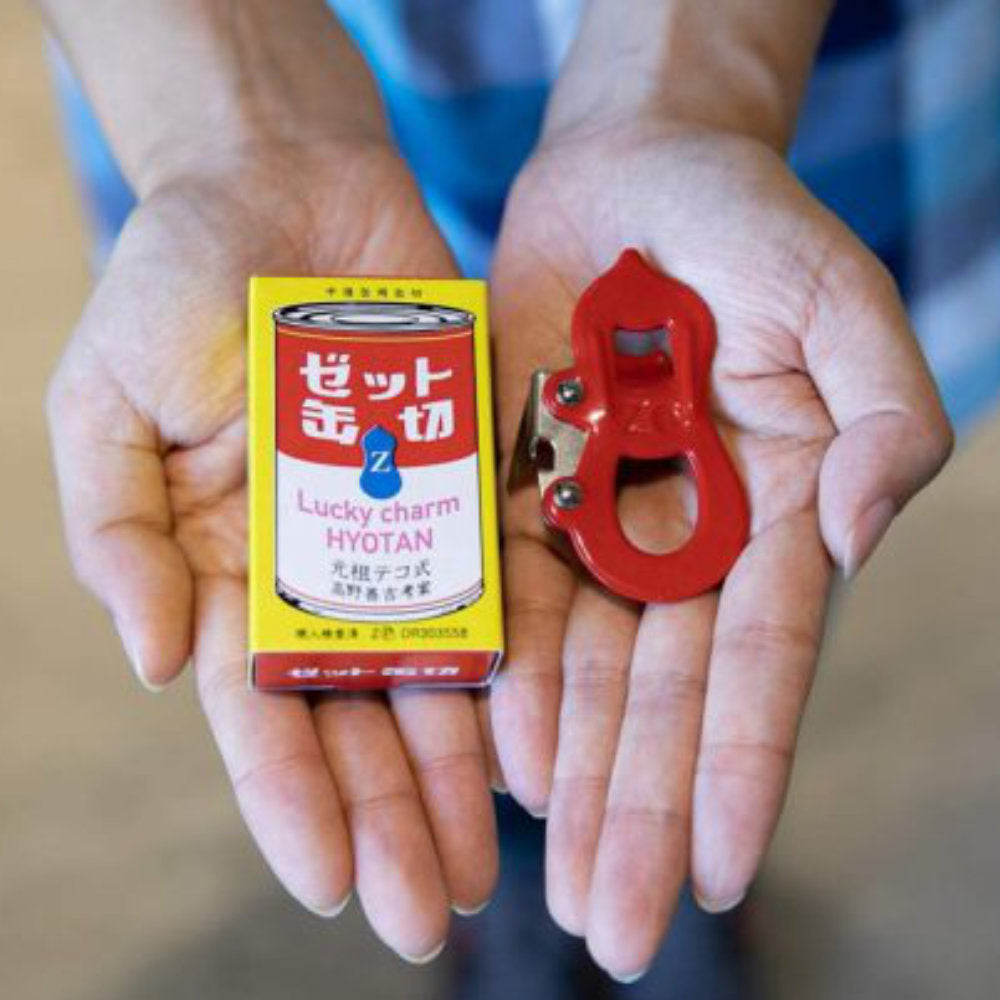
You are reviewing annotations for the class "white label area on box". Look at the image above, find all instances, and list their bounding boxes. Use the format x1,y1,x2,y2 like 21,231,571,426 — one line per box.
275,451,484,620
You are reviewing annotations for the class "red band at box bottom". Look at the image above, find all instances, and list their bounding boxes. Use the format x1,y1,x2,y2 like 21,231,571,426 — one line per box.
252,651,501,691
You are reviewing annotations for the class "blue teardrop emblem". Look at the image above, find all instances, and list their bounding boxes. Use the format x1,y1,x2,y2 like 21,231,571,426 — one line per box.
360,425,402,500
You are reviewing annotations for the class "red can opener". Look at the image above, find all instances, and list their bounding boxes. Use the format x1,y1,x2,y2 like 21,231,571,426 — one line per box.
514,249,750,603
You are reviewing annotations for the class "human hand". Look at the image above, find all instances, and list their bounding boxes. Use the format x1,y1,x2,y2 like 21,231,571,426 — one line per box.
489,119,952,978
47,140,497,960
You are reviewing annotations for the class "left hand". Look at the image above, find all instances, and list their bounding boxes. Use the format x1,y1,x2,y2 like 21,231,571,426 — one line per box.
47,141,497,961
487,119,952,979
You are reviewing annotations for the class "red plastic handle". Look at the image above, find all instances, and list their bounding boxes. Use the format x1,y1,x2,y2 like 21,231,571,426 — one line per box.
541,249,749,603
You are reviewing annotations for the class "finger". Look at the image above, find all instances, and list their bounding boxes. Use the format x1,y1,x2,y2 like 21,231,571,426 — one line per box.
314,692,449,962
193,575,352,915
691,510,830,911
47,344,192,689
490,529,576,814
390,688,498,914
475,689,507,793
545,581,638,936
586,594,716,980
806,254,953,575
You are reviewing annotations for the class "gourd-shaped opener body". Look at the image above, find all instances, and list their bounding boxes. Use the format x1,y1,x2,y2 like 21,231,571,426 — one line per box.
527,249,749,603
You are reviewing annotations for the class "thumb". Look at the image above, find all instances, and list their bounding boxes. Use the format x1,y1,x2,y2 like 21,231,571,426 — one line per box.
806,252,954,576
47,339,193,691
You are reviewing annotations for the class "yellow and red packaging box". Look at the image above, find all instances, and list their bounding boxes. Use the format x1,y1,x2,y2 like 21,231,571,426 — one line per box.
248,276,503,691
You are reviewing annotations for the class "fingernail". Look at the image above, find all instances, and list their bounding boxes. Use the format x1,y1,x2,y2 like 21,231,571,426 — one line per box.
609,968,649,984
307,890,353,919
452,898,490,917
526,803,548,820
397,940,446,965
118,629,162,693
131,653,167,693
135,670,167,694
844,497,896,579
694,889,746,914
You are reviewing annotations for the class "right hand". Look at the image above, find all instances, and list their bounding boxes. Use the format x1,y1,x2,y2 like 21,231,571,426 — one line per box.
487,118,953,979
47,138,498,961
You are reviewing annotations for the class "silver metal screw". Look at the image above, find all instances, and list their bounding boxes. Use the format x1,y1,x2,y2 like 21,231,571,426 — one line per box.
555,378,585,406
552,479,584,510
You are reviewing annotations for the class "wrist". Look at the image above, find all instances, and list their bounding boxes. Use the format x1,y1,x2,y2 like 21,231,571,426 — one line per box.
542,0,832,152
131,113,393,202
126,22,392,198
41,0,391,198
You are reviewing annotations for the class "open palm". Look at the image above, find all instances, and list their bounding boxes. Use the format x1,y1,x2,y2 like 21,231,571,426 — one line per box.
489,122,952,979
48,141,496,960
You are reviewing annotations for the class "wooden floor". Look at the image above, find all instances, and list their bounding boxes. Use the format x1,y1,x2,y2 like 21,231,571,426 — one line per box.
1,4,998,999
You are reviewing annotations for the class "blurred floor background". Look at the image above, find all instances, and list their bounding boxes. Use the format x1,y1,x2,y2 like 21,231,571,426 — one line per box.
1,4,998,999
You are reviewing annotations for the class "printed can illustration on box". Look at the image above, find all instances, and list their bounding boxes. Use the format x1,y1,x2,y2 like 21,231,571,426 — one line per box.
248,277,503,692
274,302,483,621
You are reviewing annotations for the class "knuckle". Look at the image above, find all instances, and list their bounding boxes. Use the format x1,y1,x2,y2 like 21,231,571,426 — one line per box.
603,799,689,835
195,656,247,717
345,785,421,820
231,749,327,797
829,243,897,303
493,660,560,701
698,736,795,782
561,655,629,712
412,747,486,783
922,407,956,470
627,667,706,717
550,771,609,802
807,240,900,338
506,590,564,627
714,619,819,669
62,534,108,597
